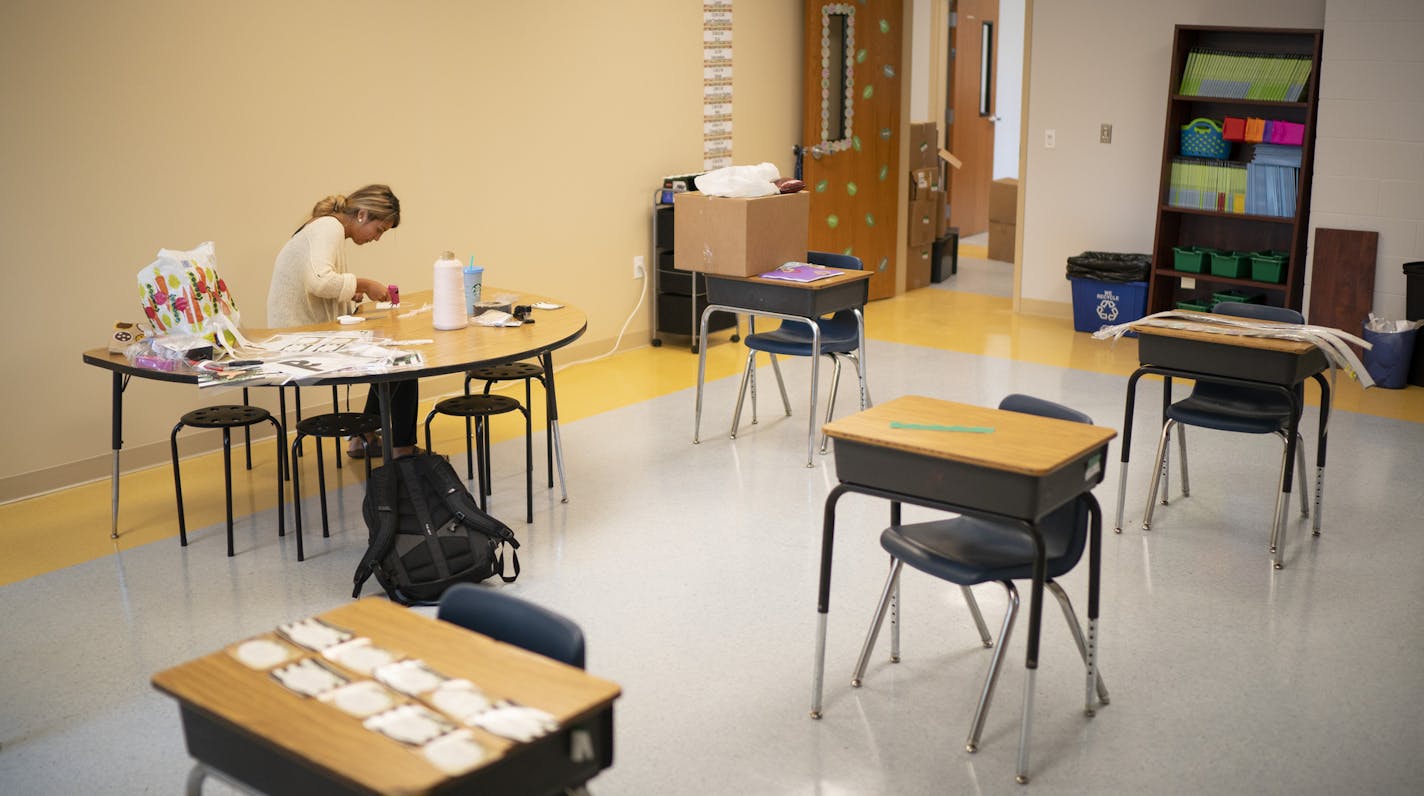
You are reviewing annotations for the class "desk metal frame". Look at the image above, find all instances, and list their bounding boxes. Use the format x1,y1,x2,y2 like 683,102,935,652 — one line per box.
1114,330,1331,569
692,271,872,466
811,401,1113,784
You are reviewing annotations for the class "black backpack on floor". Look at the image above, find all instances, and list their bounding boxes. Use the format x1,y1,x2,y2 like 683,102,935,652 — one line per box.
353,454,520,605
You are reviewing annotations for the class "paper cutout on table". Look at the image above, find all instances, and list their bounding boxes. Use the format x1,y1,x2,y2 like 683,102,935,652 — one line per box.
422,729,487,776
428,679,493,724
758,263,843,283
363,703,457,746
469,701,559,743
472,310,523,327
276,617,354,652
319,680,402,719
374,659,449,696
230,637,300,670
271,658,349,698
531,301,563,310
322,637,400,676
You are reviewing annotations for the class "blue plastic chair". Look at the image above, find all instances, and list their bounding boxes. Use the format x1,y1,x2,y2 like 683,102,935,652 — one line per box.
1139,302,1311,555
730,251,870,455
851,394,1109,764
437,584,586,669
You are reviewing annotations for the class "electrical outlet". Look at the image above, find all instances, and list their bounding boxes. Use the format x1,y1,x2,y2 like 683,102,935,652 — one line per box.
633,255,646,279
1100,123,1113,144
1044,129,1056,149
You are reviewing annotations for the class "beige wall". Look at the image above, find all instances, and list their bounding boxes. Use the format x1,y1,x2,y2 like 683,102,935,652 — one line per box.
0,0,804,499
1019,0,1326,316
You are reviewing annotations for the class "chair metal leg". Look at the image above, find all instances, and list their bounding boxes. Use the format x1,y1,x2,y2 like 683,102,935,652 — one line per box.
961,585,993,647
1176,424,1190,497
315,436,329,538
852,558,902,687
967,581,1018,754
242,387,253,471
1142,420,1176,530
331,386,342,469
1045,580,1110,711
221,429,234,557
170,423,188,546
768,354,791,416
818,355,844,454
521,404,533,524
290,435,305,562
270,417,285,539
730,349,756,439
1291,431,1310,517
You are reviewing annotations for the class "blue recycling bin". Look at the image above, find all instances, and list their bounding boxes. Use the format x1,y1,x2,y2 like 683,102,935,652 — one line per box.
1362,323,1419,389
1070,278,1148,333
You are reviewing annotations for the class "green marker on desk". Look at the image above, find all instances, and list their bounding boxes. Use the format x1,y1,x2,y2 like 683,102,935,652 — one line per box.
889,421,995,433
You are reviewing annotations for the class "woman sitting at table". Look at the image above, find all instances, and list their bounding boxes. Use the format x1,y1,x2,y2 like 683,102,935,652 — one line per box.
267,183,419,459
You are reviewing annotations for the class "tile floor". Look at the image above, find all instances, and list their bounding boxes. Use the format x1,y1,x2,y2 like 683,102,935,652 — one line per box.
2,261,1423,795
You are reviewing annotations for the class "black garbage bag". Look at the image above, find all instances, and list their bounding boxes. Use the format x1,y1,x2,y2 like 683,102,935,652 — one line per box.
1066,252,1151,283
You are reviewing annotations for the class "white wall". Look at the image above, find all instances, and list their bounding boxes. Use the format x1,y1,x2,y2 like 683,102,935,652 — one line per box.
1309,0,1424,321
1021,0,1326,310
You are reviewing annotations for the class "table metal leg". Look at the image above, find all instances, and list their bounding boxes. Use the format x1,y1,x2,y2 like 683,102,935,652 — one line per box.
805,322,821,468
109,372,126,540
854,307,871,410
1015,523,1048,785
1113,370,1147,533
694,306,715,445
1311,375,1330,536
810,485,850,719
540,351,569,503
376,382,395,462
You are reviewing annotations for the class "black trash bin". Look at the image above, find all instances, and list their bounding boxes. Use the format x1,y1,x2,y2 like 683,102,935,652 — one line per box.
1406,261,1424,387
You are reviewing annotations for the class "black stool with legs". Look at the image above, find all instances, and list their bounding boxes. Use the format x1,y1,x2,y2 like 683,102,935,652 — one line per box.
289,412,381,560
465,361,567,502
424,394,533,523
170,405,285,557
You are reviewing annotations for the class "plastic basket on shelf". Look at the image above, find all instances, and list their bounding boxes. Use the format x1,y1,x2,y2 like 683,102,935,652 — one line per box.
1250,251,1288,283
1211,289,1262,305
1180,118,1230,159
1208,250,1253,278
1172,246,1207,273
1175,298,1212,312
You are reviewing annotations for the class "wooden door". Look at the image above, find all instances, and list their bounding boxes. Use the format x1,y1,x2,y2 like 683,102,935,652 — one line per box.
947,0,998,236
802,0,904,300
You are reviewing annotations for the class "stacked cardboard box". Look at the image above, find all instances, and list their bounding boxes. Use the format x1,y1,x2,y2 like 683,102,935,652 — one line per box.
988,178,1018,262
673,191,810,277
907,122,943,289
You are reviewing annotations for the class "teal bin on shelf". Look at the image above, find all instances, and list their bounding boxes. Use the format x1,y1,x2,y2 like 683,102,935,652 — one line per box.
1071,279,1148,332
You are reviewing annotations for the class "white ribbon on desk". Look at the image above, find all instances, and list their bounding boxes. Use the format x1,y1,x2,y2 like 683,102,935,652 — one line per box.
1094,309,1376,391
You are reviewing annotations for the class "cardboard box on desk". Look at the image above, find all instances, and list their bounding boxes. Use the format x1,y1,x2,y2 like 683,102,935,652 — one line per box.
674,191,810,277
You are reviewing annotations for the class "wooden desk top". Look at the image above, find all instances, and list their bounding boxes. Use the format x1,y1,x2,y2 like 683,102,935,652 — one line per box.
151,598,621,794
1133,319,1317,355
83,288,587,384
822,395,1117,477
703,269,873,291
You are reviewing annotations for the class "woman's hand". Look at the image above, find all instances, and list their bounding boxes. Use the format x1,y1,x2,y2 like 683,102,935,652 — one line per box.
354,277,390,303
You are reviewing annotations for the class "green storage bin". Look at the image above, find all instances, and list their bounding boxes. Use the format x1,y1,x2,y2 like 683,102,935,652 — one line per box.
1175,299,1211,312
1173,246,1207,273
1250,251,1288,283
1208,250,1253,278
1211,289,1262,305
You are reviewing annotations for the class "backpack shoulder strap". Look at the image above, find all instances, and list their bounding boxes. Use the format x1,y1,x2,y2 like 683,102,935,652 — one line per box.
428,456,520,547
352,464,401,598
401,457,454,581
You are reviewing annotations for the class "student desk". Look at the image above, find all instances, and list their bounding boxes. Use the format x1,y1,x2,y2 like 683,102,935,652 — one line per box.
692,269,873,466
152,597,621,795
816,396,1116,783
82,290,585,540
1114,324,1331,569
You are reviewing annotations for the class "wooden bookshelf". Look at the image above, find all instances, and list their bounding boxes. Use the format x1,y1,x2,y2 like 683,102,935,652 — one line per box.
1147,25,1323,314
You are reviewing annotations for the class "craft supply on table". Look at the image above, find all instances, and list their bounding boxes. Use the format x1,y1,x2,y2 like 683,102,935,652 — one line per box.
432,250,469,331
889,421,995,433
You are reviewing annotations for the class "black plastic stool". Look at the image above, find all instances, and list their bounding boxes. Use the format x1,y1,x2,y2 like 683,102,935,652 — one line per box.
290,412,380,561
465,363,555,491
424,394,532,523
170,405,285,557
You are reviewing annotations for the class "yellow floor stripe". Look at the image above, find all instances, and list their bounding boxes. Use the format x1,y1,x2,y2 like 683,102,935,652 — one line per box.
3,289,1418,585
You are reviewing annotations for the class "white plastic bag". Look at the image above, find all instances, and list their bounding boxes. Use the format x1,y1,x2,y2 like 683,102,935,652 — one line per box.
695,162,782,198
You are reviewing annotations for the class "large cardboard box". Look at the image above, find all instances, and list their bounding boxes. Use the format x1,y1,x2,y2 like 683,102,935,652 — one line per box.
989,178,1018,224
907,198,937,247
674,191,810,277
988,220,1017,262
910,122,939,169
907,243,933,290
909,166,942,199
